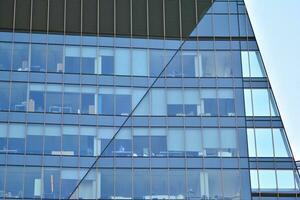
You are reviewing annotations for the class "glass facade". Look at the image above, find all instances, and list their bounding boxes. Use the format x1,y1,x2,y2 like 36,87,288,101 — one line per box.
0,0,299,199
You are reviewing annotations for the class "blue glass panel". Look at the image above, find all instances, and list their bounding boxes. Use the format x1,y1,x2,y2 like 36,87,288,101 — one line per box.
12,43,29,71
0,82,9,110
0,42,12,70
47,45,63,73
31,44,46,72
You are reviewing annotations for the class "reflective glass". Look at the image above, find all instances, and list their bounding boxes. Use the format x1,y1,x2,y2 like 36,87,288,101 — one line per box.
47,45,63,73
12,43,29,71
31,44,46,72
0,42,12,70
0,82,9,110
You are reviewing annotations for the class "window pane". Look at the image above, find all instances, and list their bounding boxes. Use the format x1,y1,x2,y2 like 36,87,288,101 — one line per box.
65,46,80,73
273,129,291,157
259,170,276,189
10,82,28,111
0,42,12,70
277,170,297,190
242,51,265,77
199,51,215,77
150,50,164,77
255,129,274,157
167,129,184,156
185,129,202,156
182,52,196,77
115,48,130,75
133,170,150,198
203,129,219,156
81,47,96,74
13,43,29,71
99,48,114,75
47,45,63,72
31,44,46,72
132,49,148,76
0,82,9,110
169,170,186,197
247,129,256,157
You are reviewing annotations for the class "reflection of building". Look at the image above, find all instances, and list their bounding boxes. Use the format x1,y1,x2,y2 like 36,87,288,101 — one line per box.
0,0,299,199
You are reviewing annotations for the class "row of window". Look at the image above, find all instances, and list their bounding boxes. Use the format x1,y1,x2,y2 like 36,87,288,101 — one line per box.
0,43,265,78
0,167,251,199
0,83,246,116
250,170,300,192
0,123,241,158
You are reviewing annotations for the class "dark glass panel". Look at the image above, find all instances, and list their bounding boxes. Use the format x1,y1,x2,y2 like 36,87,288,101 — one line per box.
165,0,180,37
99,0,114,35
65,57,80,74
149,0,164,37
15,0,31,31
181,0,196,37
0,0,14,30
49,0,64,33
151,136,167,156
10,83,28,112
32,0,48,31
132,0,147,36
116,0,130,35
82,0,97,34
82,57,95,74
66,0,81,34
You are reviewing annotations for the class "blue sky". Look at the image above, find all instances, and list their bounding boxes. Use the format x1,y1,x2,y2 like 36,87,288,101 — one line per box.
244,0,300,160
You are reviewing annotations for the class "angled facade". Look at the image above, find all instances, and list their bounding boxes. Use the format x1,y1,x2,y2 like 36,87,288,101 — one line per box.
0,0,299,199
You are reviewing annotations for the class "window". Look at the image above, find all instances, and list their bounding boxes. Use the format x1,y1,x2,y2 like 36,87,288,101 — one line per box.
98,94,114,115
24,167,41,198
81,88,96,114
203,129,219,156
80,126,96,156
241,51,265,77
182,52,196,77
247,128,291,157
244,89,278,116
151,89,166,115
115,48,130,75
132,49,148,76
201,89,217,116
167,129,184,156
10,82,28,111
133,170,150,198
44,126,61,155
150,129,167,156
63,86,80,114
65,46,80,73
29,84,45,112
0,82,9,110
133,128,149,157
31,44,46,72
98,48,114,75
62,126,78,155
46,85,62,113
26,124,43,154
185,129,202,157
81,47,96,74
250,170,300,191
13,43,29,71
47,45,63,73
0,42,12,70
150,50,164,77
115,94,131,115
218,89,235,116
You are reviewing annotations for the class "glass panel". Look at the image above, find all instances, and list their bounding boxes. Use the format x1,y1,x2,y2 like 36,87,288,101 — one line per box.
133,169,150,198
6,167,24,198
43,168,60,198
255,129,274,157
24,167,42,198
220,129,237,157
182,51,196,77
115,48,130,75
218,89,235,116
207,170,222,199
101,169,113,198
169,170,186,198
151,89,166,115
115,169,132,198
31,44,46,72
203,129,219,156
201,89,217,116
222,170,241,199
132,49,148,76
247,129,256,157
13,43,29,71
167,128,184,156
150,50,164,77
81,47,96,74
185,129,202,157
273,129,291,157
65,46,80,73
0,42,12,70
259,170,276,189
151,170,168,197
277,170,297,190
151,129,167,156
47,45,63,73
199,51,215,77
10,82,28,111
115,94,131,115
242,51,265,77
99,48,114,75
0,82,9,110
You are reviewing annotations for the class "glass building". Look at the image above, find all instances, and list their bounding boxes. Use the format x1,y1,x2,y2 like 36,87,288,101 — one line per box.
0,0,299,199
